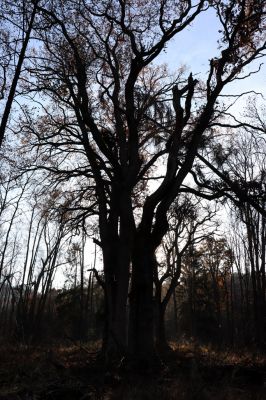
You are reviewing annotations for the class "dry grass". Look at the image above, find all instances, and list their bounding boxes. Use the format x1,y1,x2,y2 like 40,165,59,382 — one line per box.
0,341,265,399
170,340,266,367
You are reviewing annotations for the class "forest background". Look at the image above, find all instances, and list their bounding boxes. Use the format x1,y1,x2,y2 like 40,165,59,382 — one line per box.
0,1,266,398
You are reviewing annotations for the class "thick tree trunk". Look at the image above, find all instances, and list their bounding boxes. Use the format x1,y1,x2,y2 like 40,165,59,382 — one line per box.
173,289,179,339
155,304,169,351
102,241,130,360
154,284,170,351
128,240,158,366
100,191,133,361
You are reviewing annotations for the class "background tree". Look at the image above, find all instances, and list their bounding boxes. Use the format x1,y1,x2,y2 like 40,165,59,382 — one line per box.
226,129,266,347
153,195,218,350
0,0,39,147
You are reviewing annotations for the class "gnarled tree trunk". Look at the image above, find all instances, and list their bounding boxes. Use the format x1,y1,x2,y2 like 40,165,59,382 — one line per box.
128,238,157,366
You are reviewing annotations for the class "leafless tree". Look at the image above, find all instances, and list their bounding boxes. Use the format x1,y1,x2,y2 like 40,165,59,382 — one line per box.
9,0,266,363
154,195,218,349
0,0,39,147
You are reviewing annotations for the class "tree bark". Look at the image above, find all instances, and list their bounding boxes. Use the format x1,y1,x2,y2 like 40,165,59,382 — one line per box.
102,240,130,360
128,238,158,366
155,303,169,351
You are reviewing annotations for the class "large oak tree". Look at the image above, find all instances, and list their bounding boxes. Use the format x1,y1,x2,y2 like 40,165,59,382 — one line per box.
16,0,266,364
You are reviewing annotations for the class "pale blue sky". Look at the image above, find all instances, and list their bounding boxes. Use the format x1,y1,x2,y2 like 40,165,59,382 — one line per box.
157,8,221,73
156,7,266,113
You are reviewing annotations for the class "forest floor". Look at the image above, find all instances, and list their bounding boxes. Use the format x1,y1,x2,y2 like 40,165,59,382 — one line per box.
0,341,265,400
